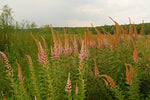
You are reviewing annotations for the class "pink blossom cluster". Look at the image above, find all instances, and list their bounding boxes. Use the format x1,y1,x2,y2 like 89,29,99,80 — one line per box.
0,51,7,59
89,41,96,48
51,35,80,59
134,57,138,64
51,45,63,59
73,36,78,53
63,46,72,55
102,38,110,47
65,72,71,93
0,51,12,75
79,40,89,65
38,42,49,65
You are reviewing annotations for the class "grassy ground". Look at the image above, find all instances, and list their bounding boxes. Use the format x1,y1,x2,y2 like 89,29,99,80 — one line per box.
0,26,150,100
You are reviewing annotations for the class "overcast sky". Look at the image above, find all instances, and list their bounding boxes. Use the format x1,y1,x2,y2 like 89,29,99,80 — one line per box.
0,0,150,27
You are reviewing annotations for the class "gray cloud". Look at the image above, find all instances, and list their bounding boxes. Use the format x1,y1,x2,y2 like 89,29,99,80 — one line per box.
0,0,150,27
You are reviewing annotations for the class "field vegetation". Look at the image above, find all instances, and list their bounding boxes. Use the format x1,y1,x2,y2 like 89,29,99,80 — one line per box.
0,5,150,100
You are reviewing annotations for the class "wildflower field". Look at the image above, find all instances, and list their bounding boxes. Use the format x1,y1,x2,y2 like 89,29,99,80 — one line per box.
0,18,150,100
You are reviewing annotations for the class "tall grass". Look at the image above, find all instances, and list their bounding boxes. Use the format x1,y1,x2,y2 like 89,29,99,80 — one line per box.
0,18,150,100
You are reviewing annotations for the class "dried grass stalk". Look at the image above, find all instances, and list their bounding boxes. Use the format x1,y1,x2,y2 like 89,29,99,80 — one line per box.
89,70,94,77
125,64,136,85
140,20,144,35
94,59,99,76
16,59,23,82
99,75,116,88
131,40,138,63
75,82,78,94
101,78,108,87
133,24,138,39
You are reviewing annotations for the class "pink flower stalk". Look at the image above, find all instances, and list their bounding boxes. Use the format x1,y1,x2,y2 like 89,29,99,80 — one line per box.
35,96,37,100
51,46,55,60
72,59,76,66
51,44,62,60
79,53,84,65
58,41,63,55
41,36,48,53
65,72,71,93
51,33,64,59
134,58,138,64
80,40,85,54
0,51,7,59
57,32,63,55
38,42,48,65
64,47,72,55
73,36,78,52
102,38,109,47
63,29,72,55
0,51,12,76
54,48,61,58
89,41,96,48
64,40,72,55
79,40,89,65
85,50,89,59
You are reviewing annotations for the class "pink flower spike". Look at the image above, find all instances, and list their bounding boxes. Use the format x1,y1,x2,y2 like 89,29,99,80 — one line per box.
80,40,85,54
0,51,7,59
38,42,48,65
26,55,30,59
65,72,71,93
73,36,78,52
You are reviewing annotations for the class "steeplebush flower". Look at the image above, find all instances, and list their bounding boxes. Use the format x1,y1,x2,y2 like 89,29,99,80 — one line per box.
38,42,49,66
79,40,85,65
65,72,71,93
51,45,61,59
73,35,78,53
101,78,109,87
0,51,12,76
79,40,89,65
41,36,48,53
50,26,64,59
0,51,18,99
102,37,110,47
57,32,63,55
64,29,72,55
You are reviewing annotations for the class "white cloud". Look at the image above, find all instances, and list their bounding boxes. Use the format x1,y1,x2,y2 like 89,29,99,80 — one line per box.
106,0,134,7
66,20,93,27
75,4,103,15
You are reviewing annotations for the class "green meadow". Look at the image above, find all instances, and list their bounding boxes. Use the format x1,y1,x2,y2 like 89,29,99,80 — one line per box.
0,5,150,100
